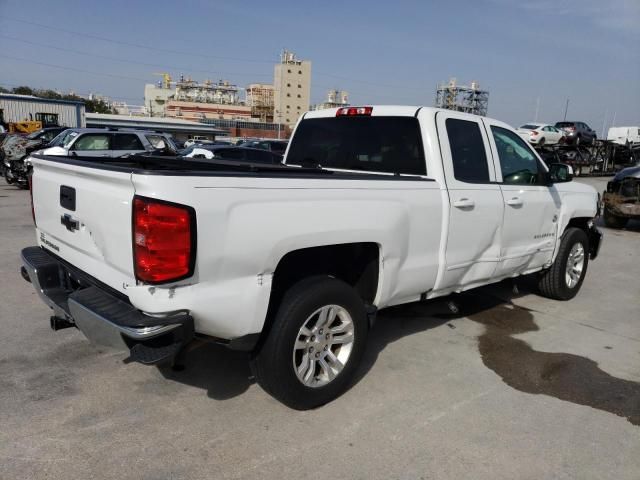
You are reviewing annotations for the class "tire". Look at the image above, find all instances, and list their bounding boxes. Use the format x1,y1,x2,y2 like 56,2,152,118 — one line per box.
538,227,589,300
538,137,545,147
576,135,581,146
603,208,628,229
253,276,368,409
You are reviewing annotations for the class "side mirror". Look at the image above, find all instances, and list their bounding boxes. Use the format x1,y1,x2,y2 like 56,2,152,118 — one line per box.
548,163,573,183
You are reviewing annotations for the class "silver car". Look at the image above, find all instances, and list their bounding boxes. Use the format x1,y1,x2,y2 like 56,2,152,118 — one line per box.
40,129,176,158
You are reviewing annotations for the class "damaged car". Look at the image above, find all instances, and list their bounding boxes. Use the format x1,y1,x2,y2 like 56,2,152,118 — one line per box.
1,127,67,188
602,164,640,228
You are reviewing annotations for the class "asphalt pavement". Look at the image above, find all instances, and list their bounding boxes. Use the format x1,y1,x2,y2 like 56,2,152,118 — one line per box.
1,176,638,480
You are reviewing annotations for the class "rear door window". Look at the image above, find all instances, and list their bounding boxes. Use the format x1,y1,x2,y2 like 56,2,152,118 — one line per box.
286,116,426,175
113,134,144,151
445,118,490,183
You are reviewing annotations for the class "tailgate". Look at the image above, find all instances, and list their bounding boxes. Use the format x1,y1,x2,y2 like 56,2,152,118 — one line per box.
31,158,137,293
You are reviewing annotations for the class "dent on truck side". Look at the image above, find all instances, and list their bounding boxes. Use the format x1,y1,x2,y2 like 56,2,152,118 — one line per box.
551,183,599,262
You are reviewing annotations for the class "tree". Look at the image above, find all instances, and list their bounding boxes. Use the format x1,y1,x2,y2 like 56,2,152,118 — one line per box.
12,86,34,96
83,98,114,114
7,85,116,114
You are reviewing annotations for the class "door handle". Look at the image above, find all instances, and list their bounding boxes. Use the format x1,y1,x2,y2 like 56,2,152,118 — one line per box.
453,198,475,209
506,196,523,206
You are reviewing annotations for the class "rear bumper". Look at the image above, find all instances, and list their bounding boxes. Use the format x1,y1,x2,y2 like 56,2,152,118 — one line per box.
21,246,194,364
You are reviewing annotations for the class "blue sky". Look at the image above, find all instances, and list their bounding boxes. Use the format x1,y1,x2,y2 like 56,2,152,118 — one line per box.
1,0,638,131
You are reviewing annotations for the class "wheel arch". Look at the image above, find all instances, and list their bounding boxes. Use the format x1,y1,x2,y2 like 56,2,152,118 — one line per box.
256,242,382,351
562,217,600,259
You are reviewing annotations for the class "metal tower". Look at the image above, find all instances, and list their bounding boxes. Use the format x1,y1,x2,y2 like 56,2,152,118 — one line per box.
435,78,489,116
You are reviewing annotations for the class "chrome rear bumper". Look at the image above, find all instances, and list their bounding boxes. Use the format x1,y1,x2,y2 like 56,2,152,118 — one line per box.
21,246,193,364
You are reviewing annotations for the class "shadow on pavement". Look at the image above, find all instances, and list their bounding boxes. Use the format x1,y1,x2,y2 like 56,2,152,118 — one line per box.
158,278,640,424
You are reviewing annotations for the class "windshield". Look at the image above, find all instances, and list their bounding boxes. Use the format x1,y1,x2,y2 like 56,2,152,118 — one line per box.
286,116,426,175
520,124,540,130
555,122,574,128
48,129,70,146
61,131,80,148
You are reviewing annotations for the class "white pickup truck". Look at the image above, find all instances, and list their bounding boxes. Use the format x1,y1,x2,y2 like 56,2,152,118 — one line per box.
21,106,602,409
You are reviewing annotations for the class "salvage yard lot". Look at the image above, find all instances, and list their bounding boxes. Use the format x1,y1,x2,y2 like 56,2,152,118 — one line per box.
1,177,638,480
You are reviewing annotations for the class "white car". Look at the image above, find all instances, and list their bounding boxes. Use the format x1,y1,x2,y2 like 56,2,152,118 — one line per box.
23,105,602,409
183,137,214,148
517,123,564,146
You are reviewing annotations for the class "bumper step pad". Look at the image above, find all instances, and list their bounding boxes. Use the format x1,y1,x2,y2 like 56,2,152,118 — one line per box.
130,342,183,365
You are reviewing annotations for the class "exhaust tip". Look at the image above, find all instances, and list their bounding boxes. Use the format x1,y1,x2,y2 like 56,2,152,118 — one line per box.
20,266,31,283
50,316,74,331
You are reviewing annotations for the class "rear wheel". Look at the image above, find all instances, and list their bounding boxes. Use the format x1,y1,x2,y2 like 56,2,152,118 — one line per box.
253,276,368,409
538,137,545,147
603,208,628,229
538,227,589,300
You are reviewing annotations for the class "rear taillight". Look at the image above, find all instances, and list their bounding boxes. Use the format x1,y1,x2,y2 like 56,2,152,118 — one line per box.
28,174,35,225
531,131,539,135
336,106,373,117
133,196,196,284
567,126,576,131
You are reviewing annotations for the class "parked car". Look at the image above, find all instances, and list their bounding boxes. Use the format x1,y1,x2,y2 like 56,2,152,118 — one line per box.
607,126,640,147
602,164,640,228
238,139,288,155
40,129,176,158
183,137,213,148
1,127,69,188
555,121,597,145
22,105,601,409
182,144,282,164
516,123,565,146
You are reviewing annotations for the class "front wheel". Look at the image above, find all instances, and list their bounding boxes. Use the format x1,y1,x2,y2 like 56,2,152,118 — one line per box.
253,276,368,409
538,227,589,300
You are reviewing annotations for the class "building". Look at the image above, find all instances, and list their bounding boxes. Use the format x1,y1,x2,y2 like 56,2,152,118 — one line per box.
312,89,349,111
0,93,85,128
435,78,489,116
85,113,226,143
144,74,254,121
201,118,292,140
144,82,174,117
246,83,275,123
273,50,311,127
165,100,252,122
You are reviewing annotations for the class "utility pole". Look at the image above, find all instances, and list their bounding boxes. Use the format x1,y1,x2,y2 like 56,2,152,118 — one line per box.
534,96,540,122
563,98,569,121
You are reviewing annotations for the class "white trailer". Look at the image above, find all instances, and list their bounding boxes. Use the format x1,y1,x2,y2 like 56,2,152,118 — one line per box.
0,94,86,128
607,126,640,146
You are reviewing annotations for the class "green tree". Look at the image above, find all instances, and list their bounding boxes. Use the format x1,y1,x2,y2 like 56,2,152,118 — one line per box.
12,86,34,96
8,85,116,114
